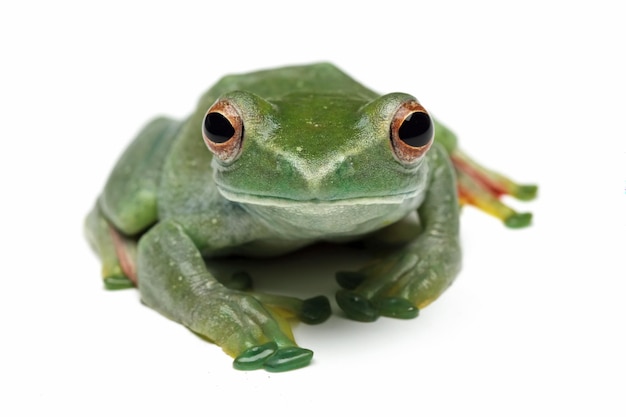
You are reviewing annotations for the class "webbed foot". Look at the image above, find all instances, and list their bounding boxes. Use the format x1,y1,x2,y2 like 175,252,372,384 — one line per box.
336,238,460,321
336,255,421,322
219,293,317,372
224,288,327,371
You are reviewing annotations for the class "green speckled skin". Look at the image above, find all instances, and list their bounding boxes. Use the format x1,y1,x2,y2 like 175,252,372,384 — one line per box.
86,63,533,372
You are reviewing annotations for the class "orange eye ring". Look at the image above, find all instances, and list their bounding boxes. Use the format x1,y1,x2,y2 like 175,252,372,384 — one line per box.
202,99,244,163
390,101,434,164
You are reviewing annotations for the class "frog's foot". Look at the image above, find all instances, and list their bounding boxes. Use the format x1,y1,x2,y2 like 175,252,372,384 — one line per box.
335,254,419,322
208,271,328,370
191,289,315,372
221,272,331,325
450,148,537,228
85,205,137,290
335,240,461,322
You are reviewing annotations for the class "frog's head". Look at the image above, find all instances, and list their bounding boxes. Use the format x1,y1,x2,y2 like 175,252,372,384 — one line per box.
200,90,434,238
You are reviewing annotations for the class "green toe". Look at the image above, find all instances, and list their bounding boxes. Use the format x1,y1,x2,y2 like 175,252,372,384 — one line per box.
378,297,419,319
104,275,134,290
335,290,379,322
515,184,538,201
336,271,366,290
264,347,314,372
504,212,533,228
233,342,278,371
299,296,331,324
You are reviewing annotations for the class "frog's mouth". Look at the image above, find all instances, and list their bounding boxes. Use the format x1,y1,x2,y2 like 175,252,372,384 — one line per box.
217,187,421,208
216,186,424,238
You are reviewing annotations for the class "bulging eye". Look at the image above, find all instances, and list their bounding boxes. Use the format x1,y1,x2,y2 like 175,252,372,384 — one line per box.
204,112,235,143
202,99,244,162
390,101,434,164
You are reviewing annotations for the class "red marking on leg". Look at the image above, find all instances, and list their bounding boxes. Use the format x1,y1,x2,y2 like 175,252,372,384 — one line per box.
457,186,474,204
451,154,506,197
110,228,138,286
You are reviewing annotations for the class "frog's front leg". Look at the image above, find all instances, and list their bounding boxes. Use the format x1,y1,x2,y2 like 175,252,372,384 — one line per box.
137,219,325,371
336,143,461,321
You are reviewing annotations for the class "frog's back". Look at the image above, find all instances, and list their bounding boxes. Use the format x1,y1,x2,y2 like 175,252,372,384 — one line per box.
202,63,378,104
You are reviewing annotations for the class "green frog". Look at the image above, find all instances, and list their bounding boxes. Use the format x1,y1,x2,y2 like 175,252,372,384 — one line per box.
85,63,536,372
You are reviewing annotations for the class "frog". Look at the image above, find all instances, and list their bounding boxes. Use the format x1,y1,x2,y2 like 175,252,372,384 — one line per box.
85,63,537,372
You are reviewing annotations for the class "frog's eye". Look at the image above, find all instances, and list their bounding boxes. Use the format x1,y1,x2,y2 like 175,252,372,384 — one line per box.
390,101,434,164
202,99,244,162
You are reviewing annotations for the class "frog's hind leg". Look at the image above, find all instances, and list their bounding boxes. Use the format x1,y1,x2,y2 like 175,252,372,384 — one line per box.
452,149,537,228
85,117,183,288
434,120,538,228
85,205,138,289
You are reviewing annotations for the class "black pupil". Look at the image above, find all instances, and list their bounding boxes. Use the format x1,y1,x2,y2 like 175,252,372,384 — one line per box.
398,112,432,147
204,112,235,143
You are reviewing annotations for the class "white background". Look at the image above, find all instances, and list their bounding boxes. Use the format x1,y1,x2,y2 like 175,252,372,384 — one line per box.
1,1,624,415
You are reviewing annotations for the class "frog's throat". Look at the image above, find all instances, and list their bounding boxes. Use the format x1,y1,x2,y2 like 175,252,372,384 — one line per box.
216,186,424,239
216,187,422,208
